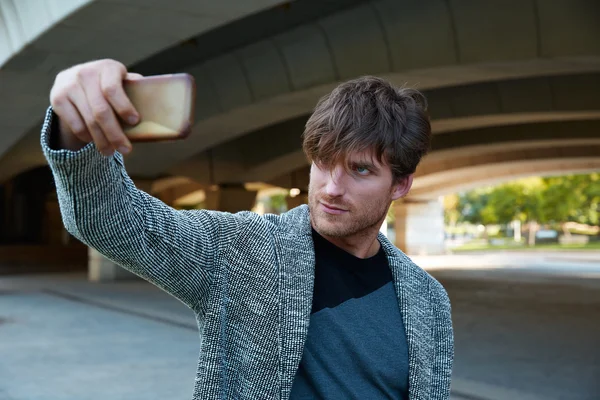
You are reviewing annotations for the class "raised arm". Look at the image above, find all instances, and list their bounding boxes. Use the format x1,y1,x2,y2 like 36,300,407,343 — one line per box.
42,59,243,311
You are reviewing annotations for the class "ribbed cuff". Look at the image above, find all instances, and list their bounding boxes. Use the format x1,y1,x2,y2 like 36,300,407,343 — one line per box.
40,106,98,163
39,106,131,238
40,105,129,174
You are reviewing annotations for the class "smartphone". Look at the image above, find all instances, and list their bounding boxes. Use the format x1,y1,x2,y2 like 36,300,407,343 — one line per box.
122,73,195,142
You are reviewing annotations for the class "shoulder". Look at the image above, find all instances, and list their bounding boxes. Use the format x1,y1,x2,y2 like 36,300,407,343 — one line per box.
408,255,450,307
262,204,311,236
406,255,451,318
383,239,451,309
190,204,309,244
176,208,268,250
398,252,453,329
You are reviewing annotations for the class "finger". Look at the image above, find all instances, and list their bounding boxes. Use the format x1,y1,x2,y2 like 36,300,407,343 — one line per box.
82,75,132,154
68,83,113,156
100,67,140,127
52,96,92,143
126,72,144,80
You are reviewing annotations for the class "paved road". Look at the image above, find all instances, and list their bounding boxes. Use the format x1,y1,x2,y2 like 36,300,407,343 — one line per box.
0,278,198,400
1,254,600,399
420,252,600,400
441,273,600,400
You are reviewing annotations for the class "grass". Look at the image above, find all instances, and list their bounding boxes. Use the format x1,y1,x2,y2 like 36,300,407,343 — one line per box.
451,241,600,253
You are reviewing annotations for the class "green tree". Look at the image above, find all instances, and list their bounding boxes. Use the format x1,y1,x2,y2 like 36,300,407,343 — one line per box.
480,182,524,225
541,173,600,226
443,194,460,226
458,188,490,225
583,173,600,227
451,173,600,245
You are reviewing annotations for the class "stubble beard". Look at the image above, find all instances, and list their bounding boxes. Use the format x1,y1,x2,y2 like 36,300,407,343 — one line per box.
308,188,390,238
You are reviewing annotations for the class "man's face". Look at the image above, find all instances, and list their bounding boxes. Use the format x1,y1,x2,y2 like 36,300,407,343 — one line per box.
308,152,412,238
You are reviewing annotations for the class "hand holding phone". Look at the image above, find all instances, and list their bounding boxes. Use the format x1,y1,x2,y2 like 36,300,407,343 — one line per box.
50,59,195,156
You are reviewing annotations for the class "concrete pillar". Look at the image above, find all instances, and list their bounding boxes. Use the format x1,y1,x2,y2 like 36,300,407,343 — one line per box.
88,248,138,282
394,198,446,255
205,185,257,213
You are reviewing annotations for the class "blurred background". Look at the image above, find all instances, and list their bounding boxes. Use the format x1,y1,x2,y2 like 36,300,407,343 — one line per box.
0,0,599,399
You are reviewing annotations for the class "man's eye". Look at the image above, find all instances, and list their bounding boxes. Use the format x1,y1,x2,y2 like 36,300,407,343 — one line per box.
355,166,370,175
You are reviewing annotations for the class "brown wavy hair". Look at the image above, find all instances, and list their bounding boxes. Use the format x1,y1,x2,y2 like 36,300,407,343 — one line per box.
302,76,432,182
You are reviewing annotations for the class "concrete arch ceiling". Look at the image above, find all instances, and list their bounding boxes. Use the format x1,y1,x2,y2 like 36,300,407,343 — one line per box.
1,0,600,184
168,77,600,185
409,157,600,200
266,143,600,201
415,125,600,185
0,0,292,175
272,119,600,196
122,0,600,178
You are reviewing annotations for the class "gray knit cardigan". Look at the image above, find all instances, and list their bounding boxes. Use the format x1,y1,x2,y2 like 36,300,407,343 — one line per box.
41,107,453,399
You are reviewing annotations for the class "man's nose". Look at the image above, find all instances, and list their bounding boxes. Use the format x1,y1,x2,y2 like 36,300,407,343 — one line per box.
324,166,346,197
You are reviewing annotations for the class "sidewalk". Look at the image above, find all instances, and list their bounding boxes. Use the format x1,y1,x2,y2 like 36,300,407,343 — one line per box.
411,251,600,288
0,273,196,329
0,273,199,400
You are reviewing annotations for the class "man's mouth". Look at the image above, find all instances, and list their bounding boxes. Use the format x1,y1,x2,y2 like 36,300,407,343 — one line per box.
320,201,348,215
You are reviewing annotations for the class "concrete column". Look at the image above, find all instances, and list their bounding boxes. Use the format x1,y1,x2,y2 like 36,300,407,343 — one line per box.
88,248,138,282
394,198,446,255
205,185,257,213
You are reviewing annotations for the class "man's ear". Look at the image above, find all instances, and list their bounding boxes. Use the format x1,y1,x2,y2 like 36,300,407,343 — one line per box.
391,174,414,201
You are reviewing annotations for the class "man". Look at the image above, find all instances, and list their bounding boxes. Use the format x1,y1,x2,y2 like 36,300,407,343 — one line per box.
42,59,453,399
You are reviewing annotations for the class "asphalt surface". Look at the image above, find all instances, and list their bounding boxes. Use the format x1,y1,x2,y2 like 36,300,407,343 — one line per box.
1,253,600,400
0,279,198,400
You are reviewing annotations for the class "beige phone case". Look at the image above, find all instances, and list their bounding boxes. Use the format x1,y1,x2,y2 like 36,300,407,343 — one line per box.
123,73,195,142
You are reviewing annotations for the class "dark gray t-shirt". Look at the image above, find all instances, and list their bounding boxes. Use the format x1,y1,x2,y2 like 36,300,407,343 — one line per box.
289,229,409,399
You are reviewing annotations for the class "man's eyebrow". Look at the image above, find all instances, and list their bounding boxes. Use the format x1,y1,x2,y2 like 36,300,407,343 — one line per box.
350,160,379,170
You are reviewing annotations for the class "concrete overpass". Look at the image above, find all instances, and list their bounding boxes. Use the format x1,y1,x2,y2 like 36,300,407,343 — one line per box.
1,0,599,276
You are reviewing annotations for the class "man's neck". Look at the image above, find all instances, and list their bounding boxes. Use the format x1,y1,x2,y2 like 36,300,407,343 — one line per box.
315,226,382,259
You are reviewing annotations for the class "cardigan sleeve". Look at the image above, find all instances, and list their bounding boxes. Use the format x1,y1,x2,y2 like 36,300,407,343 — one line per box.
40,106,244,311
430,278,454,399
